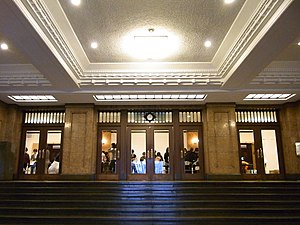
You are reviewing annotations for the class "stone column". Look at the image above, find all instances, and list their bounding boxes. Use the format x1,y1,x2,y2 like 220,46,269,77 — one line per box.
62,104,97,177
203,103,240,178
280,101,300,178
0,102,22,180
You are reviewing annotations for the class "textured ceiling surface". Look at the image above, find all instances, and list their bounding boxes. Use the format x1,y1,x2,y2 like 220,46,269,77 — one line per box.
0,0,299,106
59,0,246,63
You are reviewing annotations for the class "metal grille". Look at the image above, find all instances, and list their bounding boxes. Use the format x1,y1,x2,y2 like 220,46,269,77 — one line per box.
179,111,202,123
24,111,65,124
235,110,277,123
128,111,172,124
99,112,121,123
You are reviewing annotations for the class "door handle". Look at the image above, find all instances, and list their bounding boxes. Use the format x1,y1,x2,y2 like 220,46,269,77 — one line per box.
260,148,263,158
257,149,260,158
150,148,154,158
180,149,184,159
147,149,150,158
117,150,120,159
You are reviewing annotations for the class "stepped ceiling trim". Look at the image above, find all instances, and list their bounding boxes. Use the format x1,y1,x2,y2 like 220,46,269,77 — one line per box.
11,0,293,87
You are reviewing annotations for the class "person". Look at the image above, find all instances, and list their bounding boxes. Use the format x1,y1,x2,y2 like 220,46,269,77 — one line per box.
164,147,169,163
131,151,137,174
30,149,38,174
108,143,117,173
164,147,170,174
23,148,30,174
184,148,198,163
48,155,60,174
140,152,146,162
155,152,163,161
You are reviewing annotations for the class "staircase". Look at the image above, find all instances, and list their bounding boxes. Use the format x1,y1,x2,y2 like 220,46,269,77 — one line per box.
0,181,299,225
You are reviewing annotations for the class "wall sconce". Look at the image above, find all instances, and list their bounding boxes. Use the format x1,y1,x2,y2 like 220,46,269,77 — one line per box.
102,139,107,145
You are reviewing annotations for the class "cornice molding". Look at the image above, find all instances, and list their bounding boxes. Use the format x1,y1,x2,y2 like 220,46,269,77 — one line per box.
12,0,294,87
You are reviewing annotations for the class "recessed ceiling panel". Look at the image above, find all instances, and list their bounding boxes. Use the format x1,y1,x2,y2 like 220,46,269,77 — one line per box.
59,0,246,63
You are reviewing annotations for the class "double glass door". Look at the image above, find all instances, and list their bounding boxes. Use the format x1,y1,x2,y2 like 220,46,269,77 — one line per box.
128,126,173,180
20,127,63,176
238,126,283,179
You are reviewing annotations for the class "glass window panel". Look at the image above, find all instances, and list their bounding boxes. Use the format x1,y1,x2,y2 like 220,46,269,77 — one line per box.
101,130,117,174
183,130,200,174
239,130,257,174
154,130,169,174
261,130,280,174
131,130,146,174
24,131,40,174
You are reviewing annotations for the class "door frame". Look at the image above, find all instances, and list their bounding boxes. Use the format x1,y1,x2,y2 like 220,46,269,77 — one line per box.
126,125,174,181
237,125,285,180
177,125,205,180
96,125,121,180
18,125,64,180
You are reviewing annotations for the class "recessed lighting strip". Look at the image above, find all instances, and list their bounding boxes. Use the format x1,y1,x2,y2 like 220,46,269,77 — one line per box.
93,94,207,101
8,95,57,102
244,94,296,101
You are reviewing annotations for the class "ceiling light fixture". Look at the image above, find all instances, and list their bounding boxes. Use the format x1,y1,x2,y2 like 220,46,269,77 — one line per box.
204,40,212,48
244,94,296,101
91,42,98,49
298,41,300,46
70,0,81,6
93,94,207,101
1,43,8,50
224,0,235,4
8,95,58,102
122,28,180,60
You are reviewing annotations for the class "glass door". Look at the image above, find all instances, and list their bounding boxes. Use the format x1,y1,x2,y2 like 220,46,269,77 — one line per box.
20,128,63,177
179,126,204,180
97,127,121,180
128,126,173,180
238,127,283,179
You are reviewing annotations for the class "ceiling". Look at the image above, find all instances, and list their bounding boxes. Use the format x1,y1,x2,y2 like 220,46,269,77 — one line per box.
0,0,299,106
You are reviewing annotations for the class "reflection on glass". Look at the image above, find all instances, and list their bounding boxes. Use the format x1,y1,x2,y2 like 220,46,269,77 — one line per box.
131,130,146,174
154,130,169,174
183,130,200,174
47,130,62,174
261,130,280,174
239,130,257,174
101,130,118,174
24,131,40,174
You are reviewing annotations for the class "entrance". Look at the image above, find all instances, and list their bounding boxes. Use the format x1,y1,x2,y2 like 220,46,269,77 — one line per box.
238,126,284,179
179,126,204,180
20,127,63,177
128,126,173,180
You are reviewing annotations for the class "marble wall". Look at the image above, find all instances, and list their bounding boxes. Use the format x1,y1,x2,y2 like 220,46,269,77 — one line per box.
62,104,97,175
203,104,240,176
0,103,22,179
280,101,300,176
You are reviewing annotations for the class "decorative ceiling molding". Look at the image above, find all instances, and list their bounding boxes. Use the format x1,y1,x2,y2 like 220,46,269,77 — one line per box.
0,64,51,87
13,0,293,87
218,0,281,78
251,61,300,85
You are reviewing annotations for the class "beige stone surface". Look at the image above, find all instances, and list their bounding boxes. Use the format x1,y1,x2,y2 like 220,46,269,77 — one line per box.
203,104,240,175
280,102,300,174
62,105,97,175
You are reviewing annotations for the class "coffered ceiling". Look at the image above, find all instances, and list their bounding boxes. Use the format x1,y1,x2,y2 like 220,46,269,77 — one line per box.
0,0,299,106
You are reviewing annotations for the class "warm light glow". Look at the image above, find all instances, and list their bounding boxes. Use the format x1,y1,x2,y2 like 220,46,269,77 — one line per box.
102,139,107,144
192,138,199,144
1,43,8,50
70,0,81,6
91,42,98,49
8,95,58,102
121,28,180,60
204,40,212,48
224,0,235,4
